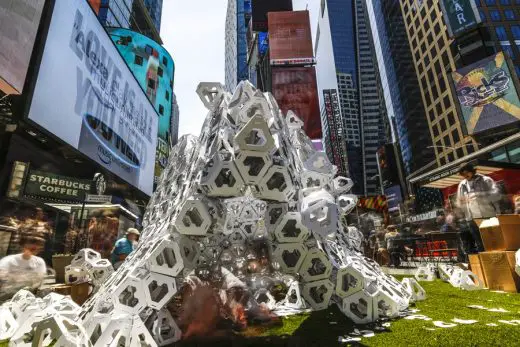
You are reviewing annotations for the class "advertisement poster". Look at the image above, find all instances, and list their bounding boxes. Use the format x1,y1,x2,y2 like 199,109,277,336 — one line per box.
268,11,315,66
452,52,520,135
385,185,403,212
108,28,175,185
251,0,292,32
439,0,481,37
272,67,322,139
28,0,158,195
0,0,45,94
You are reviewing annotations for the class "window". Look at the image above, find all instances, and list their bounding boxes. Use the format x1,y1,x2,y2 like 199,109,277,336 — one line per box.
165,91,170,101
515,66,520,77
440,118,447,132
158,67,163,77
452,130,460,143
500,0,511,4
162,56,168,66
475,0,481,6
502,44,515,58
433,125,439,137
511,25,520,39
456,148,465,158
504,10,516,20
444,95,451,109
147,79,156,90
479,10,486,21
145,45,153,55
490,10,501,22
447,153,455,163
134,55,143,66
485,0,496,4
159,105,164,115
495,26,508,40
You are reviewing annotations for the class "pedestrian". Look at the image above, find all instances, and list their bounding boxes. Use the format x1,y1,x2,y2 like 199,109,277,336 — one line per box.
111,228,140,270
0,233,47,300
456,162,500,253
385,225,402,267
375,228,390,266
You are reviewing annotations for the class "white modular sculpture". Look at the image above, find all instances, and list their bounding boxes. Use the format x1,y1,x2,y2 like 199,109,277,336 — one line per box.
515,249,520,277
65,248,114,291
1,81,423,346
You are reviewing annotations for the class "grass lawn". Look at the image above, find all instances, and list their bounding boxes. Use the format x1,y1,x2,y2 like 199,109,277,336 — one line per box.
254,278,520,347
2,279,520,347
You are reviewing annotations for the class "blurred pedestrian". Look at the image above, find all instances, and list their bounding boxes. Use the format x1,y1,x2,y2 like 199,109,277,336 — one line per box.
457,162,500,253
0,234,47,299
111,228,140,270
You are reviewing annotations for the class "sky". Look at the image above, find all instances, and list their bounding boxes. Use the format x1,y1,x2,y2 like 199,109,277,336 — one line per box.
161,0,319,138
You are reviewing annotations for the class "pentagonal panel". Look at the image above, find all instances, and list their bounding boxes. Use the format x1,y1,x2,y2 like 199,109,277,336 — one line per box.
272,243,308,275
301,190,339,239
300,249,332,282
0,307,17,341
302,279,334,311
112,277,147,315
71,248,101,266
228,229,247,244
373,290,400,320
401,278,426,302
300,170,331,190
274,212,309,243
143,272,177,310
177,236,201,270
283,281,306,309
254,289,276,310
152,309,182,345
337,194,358,215
175,199,212,236
236,151,272,185
332,176,354,195
64,265,88,285
335,264,365,299
415,265,435,282
147,239,184,277
196,82,225,110
303,152,334,174
235,115,275,153
200,152,245,197
257,165,295,202
237,96,271,124
460,270,484,291
285,110,304,129
340,290,376,325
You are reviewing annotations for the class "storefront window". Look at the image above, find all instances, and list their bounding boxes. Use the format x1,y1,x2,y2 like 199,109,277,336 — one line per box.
490,146,509,162
507,140,520,163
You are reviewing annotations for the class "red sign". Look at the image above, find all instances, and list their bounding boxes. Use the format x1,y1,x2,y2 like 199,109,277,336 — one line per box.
272,67,322,139
268,11,314,65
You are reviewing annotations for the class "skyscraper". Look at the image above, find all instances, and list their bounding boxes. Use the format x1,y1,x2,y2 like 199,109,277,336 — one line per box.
93,0,162,43
366,0,435,177
225,0,251,92
315,0,388,196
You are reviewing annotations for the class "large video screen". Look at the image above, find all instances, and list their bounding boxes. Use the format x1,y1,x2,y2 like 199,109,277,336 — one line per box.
272,67,322,139
251,0,292,32
268,11,314,65
0,0,45,94
451,52,520,135
28,0,158,196
108,28,175,186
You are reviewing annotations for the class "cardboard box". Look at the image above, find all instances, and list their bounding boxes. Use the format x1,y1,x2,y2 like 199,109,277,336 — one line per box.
479,251,520,293
479,215,520,251
468,254,487,287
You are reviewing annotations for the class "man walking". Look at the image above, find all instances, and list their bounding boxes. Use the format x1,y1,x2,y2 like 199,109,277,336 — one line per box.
111,228,140,270
457,162,500,253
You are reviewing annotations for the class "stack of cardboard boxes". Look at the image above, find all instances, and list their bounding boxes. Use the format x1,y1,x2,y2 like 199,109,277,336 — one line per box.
472,215,520,292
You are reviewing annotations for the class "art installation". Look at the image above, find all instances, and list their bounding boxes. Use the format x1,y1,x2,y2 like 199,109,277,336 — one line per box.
417,264,483,291
0,81,424,346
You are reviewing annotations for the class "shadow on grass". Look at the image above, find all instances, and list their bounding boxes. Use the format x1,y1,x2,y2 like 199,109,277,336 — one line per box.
173,305,369,347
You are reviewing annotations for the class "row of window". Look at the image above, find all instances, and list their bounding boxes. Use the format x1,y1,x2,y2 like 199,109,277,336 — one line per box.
475,0,520,6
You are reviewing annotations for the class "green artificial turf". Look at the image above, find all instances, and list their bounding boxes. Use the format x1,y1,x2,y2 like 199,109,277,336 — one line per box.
258,279,520,347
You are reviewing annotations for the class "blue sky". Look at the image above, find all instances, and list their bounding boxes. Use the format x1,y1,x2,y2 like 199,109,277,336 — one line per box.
161,0,319,138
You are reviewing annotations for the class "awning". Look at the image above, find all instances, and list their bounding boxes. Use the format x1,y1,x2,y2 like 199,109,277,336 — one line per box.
421,164,504,189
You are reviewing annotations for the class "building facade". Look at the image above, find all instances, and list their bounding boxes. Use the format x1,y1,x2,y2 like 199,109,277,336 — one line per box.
171,93,180,146
225,0,250,92
95,0,162,43
316,0,388,196
366,0,435,177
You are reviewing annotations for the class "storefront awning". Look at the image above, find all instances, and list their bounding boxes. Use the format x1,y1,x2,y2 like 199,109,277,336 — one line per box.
420,164,505,189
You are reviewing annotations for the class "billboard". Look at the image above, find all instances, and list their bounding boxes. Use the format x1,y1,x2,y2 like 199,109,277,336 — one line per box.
108,28,175,186
268,11,315,66
451,52,520,135
323,89,348,176
251,0,293,32
385,185,403,212
27,0,158,196
439,0,481,38
377,144,401,190
272,67,322,139
0,0,45,95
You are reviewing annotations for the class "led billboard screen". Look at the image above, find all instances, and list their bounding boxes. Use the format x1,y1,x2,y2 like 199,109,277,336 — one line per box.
28,0,158,196
108,28,175,186
272,67,322,139
251,0,292,32
0,0,45,95
268,11,315,66
451,52,520,135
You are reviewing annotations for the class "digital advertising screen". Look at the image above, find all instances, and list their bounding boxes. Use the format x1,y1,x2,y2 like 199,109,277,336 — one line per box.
108,28,175,186
268,11,315,66
0,0,45,95
451,52,520,135
272,67,322,139
27,0,158,196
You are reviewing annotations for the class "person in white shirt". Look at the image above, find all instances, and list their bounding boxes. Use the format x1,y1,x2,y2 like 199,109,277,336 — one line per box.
457,162,500,253
0,235,47,299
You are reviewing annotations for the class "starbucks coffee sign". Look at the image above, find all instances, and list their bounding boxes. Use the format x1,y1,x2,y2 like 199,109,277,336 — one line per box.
24,170,92,201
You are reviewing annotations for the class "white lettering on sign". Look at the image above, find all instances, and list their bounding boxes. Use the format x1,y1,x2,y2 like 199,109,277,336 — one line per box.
39,184,79,197
29,174,91,191
454,1,466,25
